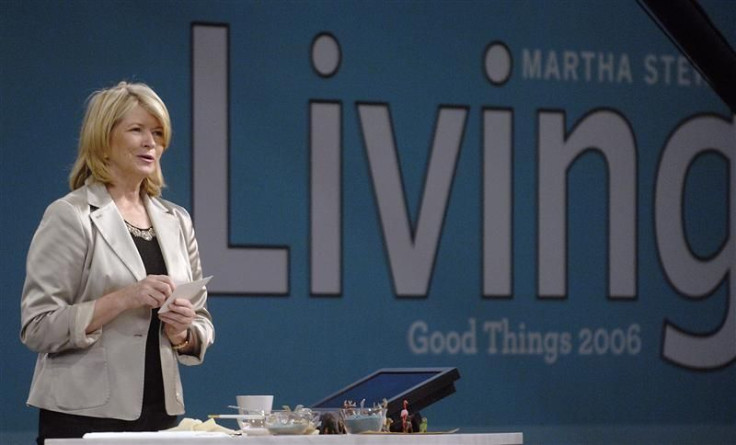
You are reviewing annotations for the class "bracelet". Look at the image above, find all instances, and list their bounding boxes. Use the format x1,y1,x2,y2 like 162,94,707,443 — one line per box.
171,329,190,351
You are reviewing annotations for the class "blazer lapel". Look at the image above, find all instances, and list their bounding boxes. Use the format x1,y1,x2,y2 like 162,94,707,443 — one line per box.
86,181,147,281
146,196,188,283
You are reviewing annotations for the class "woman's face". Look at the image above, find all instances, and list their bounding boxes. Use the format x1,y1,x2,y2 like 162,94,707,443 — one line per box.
107,104,164,188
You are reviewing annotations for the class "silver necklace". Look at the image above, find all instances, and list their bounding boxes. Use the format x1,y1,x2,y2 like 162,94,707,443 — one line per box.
125,221,156,241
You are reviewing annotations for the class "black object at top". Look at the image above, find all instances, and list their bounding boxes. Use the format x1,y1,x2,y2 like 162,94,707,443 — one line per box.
311,367,460,420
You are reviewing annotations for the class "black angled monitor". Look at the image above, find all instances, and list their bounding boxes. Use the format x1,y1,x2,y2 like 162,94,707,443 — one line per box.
312,367,460,419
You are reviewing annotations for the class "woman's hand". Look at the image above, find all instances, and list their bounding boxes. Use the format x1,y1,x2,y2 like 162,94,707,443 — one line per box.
122,275,176,310
159,298,196,346
86,275,175,334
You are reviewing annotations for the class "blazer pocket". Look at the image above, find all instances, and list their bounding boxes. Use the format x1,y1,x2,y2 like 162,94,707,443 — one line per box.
48,347,110,410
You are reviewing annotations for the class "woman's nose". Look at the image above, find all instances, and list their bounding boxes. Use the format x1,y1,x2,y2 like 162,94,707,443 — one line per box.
143,130,156,147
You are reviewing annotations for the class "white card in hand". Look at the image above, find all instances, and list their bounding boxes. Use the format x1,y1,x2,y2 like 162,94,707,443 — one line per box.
158,276,213,314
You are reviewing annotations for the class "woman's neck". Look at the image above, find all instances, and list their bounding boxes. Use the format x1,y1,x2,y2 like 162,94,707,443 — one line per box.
107,182,150,228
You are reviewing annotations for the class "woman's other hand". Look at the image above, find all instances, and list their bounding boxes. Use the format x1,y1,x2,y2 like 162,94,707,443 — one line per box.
159,298,196,346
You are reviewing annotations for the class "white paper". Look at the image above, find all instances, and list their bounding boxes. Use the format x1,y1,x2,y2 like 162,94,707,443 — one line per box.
158,276,213,313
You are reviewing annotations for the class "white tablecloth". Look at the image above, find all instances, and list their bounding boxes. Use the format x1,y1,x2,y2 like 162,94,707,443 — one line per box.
47,432,523,445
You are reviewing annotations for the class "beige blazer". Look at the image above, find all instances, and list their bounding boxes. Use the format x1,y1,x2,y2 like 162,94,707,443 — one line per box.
20,179,215,420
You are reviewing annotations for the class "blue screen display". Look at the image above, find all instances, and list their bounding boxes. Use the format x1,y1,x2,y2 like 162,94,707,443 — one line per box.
314,371,440,408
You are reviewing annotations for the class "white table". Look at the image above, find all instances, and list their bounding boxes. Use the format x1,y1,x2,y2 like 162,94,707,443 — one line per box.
48,432,523,445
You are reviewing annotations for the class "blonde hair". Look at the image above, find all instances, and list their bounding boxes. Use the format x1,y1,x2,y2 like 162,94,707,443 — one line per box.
69,81,172,196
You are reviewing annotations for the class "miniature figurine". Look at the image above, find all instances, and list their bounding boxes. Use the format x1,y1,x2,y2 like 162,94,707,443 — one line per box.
380,399,391,432
343,400,357,411
384,416,393,432
318,412,346,434
400,400,413,433
388,400,422,433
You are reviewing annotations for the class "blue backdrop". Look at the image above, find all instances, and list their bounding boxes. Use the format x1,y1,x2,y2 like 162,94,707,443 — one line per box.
2,1,735,444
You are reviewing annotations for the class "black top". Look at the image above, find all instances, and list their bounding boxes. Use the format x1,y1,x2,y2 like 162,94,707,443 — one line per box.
128,225,168,417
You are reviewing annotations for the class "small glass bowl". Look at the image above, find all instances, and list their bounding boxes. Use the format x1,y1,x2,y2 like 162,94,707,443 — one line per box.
264,409,315,435
235,410,268,431
340,406,387,434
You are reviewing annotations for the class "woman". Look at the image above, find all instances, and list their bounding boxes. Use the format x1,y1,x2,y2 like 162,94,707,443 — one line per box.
20,81,215,444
